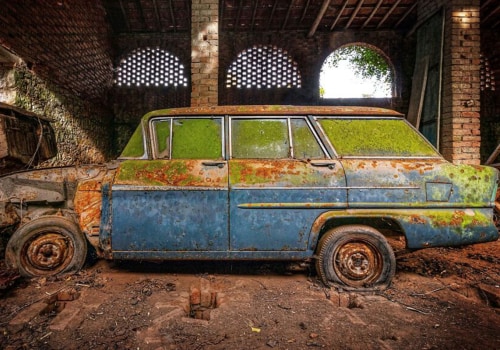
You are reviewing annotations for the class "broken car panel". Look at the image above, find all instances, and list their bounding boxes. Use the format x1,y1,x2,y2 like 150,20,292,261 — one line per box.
0,105,498,291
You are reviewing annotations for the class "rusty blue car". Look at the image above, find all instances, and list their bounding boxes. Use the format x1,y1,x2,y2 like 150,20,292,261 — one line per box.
1,105,498,291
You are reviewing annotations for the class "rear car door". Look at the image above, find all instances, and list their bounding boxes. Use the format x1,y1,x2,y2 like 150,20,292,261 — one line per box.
228,116,347,253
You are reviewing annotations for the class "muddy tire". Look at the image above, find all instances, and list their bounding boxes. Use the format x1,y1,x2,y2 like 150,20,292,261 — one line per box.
316,225,395,290
5,216,87,277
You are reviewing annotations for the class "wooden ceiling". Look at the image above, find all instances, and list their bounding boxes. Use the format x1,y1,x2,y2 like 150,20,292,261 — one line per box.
102,0,421,36
481,0,500,29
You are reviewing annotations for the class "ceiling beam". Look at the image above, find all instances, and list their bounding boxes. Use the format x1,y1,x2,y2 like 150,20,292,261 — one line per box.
346,0,364,29
119,0,130,32
394,1,417,29
282,0,295,30
135,0,146,30
330,0,349,31
377,0,402,29
481,0,496,10
307,0,331,38
168,0,176,32
491,16,500,29
361,0,383,29
235,0,244,30
300,0,311,23
267,0,279,30
251,0,259,31
152,0,162,32
482,5,500,24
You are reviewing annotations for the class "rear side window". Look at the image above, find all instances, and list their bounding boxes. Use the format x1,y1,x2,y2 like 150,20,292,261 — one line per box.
318,118,440,157
231,117,325,159
152,117,223,159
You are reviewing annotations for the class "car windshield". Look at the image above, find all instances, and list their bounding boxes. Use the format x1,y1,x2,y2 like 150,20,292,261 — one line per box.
317,117,440,157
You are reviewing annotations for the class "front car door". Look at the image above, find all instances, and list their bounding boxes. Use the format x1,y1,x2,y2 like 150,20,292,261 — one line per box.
110,116,229,258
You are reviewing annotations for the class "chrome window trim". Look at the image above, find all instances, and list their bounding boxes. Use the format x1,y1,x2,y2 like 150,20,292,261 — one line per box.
149,116,225,160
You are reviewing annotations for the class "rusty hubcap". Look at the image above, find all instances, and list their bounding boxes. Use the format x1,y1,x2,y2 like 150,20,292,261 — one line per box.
334,241,382,285
24,233,73,272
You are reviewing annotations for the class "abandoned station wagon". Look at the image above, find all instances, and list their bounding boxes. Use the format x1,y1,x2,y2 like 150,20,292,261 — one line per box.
0,106,498,290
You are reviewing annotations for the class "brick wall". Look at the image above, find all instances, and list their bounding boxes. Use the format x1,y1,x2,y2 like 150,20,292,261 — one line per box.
0,0,115,166
442,1,481,165
219,30,410,111
3,64,113,166
191,0,219,106
0,0,113,101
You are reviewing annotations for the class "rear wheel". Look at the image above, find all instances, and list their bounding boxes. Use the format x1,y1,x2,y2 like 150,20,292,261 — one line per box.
5,216,87,277
316,225,395,290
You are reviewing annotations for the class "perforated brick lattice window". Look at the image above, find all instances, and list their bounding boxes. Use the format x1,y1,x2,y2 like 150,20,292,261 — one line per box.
226,45,301,89
480,54,496,92
116,47,188,87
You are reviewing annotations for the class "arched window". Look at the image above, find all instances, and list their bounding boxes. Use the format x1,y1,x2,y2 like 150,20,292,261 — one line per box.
226,45,301,89
320,44,393,98
115,47,188,87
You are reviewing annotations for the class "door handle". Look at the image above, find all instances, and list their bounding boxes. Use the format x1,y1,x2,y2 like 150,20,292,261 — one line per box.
309,161,336,170
202,161,226,168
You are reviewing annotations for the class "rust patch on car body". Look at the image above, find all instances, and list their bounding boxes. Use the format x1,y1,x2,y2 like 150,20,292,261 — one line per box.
114,160,227,188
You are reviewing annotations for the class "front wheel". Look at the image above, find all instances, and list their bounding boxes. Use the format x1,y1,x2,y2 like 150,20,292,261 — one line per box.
5,216,87,277
316,225,395,290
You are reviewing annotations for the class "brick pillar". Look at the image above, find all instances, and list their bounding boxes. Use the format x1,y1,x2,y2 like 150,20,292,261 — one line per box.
441,1,481,165
191,0,219,107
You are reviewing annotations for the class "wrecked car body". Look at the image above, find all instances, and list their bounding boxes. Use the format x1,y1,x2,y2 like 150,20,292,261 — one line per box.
0,105,498,291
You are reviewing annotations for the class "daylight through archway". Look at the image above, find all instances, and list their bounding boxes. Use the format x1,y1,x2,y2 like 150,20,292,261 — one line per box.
320,45,393,98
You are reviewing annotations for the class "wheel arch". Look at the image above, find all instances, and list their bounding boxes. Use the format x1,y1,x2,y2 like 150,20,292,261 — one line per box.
310,212,406,252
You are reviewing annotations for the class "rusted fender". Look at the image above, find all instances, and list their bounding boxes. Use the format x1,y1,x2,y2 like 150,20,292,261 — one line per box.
0,164,116,230
309,208,498,250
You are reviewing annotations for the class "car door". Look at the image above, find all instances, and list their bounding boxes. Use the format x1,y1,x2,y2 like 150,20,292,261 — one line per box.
110,117,229,255
228,116,347,253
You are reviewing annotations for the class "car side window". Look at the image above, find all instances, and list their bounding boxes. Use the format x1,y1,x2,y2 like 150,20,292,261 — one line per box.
231,117,325,159
290,119,324,159
152,117,223,159
318,118,440,157
231,119,289,159
172,118,223,159
153,119,171,158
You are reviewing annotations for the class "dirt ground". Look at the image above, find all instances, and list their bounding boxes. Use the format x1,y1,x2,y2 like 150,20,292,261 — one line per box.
0,237,499,350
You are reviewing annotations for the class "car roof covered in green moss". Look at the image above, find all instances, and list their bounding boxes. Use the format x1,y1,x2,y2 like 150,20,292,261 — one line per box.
140,105,403,121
